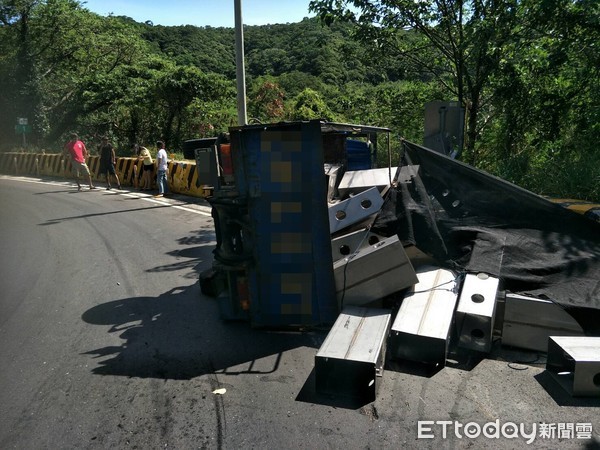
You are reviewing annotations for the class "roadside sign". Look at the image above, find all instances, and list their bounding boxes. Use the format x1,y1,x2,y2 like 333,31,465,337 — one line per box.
15,124,32,134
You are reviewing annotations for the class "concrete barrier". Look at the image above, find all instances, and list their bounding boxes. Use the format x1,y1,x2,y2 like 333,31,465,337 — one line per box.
0,152,211,198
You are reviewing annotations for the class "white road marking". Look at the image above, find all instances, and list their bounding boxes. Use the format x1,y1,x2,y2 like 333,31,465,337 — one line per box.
0,175,212,216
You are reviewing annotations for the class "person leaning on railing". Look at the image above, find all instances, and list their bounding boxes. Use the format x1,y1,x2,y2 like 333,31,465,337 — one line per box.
138,146,154,191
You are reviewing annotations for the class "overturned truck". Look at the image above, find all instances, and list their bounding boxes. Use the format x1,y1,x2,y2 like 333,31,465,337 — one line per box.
196,120,600,401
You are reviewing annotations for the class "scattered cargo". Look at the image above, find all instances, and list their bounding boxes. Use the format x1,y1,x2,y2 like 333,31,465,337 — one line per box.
198,120,600,402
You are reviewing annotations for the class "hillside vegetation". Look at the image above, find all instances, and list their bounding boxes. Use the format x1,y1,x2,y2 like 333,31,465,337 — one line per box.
0,0,598,201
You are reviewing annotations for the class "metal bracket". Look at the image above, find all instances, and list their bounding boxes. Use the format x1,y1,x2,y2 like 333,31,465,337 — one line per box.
328,187,384,234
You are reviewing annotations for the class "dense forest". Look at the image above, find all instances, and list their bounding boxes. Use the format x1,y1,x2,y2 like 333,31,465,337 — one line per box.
0,0,598,201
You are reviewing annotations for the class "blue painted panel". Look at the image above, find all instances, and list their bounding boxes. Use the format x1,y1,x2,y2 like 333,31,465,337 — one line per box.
235,121,338,327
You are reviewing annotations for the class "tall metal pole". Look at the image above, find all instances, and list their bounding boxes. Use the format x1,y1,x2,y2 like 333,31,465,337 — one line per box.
234,0,247,126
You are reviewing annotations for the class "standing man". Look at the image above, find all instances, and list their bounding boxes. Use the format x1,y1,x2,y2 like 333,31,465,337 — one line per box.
98,136,122,190
64,132,95,191
155,140,169,197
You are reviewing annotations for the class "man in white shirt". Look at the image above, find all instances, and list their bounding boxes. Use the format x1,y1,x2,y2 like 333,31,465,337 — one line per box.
155,140,169,197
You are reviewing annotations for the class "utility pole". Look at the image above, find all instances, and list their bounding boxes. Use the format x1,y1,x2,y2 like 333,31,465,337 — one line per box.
234,0,248,126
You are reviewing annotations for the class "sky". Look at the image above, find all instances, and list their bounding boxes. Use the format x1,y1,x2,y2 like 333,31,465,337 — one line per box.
82,0,315,28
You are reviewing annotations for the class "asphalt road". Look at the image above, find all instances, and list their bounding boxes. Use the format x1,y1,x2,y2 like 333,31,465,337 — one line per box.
0,175,598,449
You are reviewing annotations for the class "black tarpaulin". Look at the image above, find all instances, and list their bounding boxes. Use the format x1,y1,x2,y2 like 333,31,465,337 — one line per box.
373,140,600,334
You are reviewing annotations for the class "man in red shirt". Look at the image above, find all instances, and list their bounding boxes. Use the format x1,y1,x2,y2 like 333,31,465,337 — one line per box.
63,132,95,191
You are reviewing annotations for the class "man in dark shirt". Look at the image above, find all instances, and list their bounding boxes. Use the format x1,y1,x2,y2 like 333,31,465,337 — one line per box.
98,136,122,190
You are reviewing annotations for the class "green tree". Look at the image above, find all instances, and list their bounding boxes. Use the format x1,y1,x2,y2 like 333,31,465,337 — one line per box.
142,24,236,77
309,0,519,164
289,88,336,121
0,0,45,147
152,65,234,147
0,0,159,149
481,0,600,200
247,48,292,77
247,77,286,123
0,1,233,152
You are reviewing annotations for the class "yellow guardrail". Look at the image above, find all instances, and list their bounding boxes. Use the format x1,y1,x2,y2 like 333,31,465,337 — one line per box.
547,198,600,224
0,152,212,198
4,152,596,222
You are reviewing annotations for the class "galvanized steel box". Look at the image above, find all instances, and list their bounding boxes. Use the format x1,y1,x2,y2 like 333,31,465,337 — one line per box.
315,306,392,402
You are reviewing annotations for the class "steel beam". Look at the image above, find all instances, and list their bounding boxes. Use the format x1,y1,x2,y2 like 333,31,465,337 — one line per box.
501,293,584,352
333,235,417,307
338,167,398,198
546,336,600,397
455,273,499,353
389,267,458,366
315,306,392,402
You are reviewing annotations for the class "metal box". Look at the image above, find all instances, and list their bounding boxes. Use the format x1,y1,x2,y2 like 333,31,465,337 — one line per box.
389,267,458,365
501,293,584,352
328,187,384,234
455,273,499,353
337,167,399,198
330,228,385,263
333,235,417,307
315,306,392,403
546,336,600,397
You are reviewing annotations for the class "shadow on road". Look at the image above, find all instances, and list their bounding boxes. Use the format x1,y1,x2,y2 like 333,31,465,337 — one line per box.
533,371,600,408
39,204,170,226
80,228,323,381
33,189,85,195
81,287,321,380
